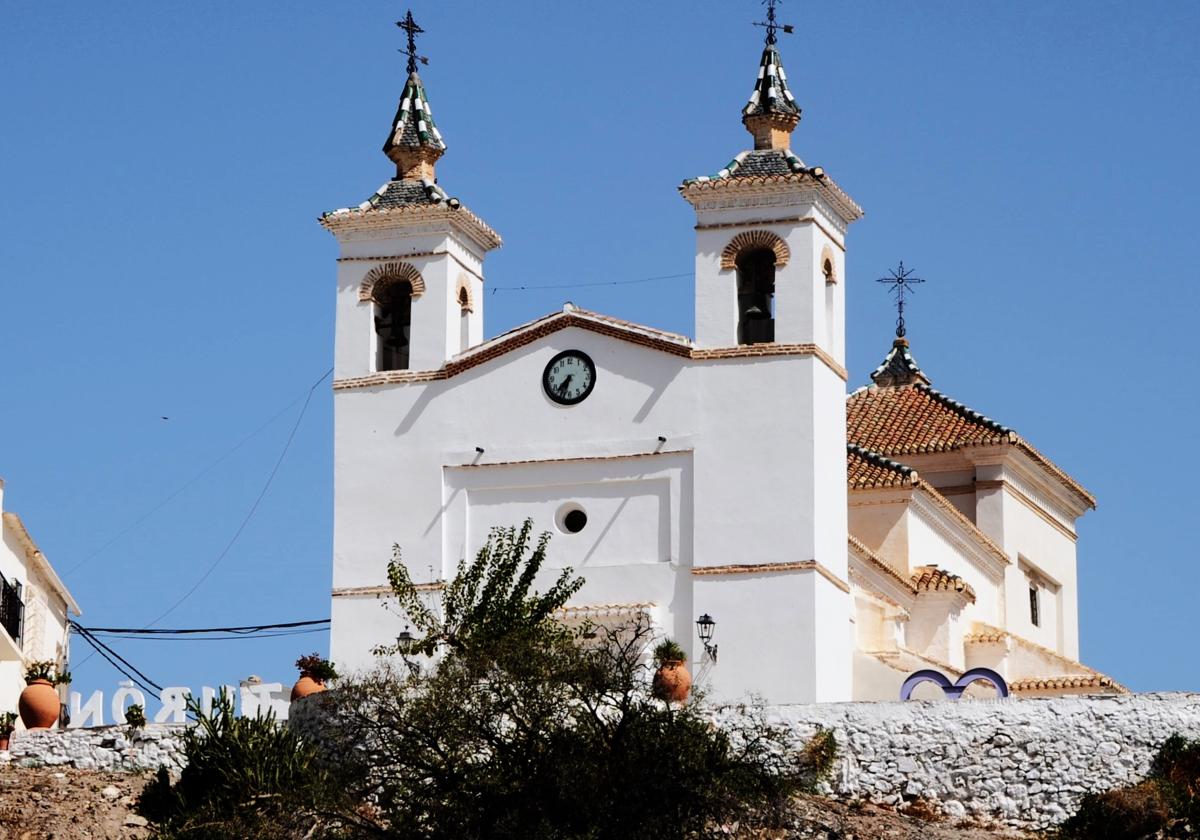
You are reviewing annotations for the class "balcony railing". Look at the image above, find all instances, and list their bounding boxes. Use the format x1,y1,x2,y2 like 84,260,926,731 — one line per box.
0,572,23,644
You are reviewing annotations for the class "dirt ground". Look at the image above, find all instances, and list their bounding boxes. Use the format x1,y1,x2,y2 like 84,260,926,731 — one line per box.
0,766,151,840
0,765,1035,840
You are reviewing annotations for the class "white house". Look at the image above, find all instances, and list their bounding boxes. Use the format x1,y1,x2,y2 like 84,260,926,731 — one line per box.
0,479,82,726
322,22,1121,704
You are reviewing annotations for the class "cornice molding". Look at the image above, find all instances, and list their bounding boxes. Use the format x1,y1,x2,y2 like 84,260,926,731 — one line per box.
908,489,1009,582
691,559,850,593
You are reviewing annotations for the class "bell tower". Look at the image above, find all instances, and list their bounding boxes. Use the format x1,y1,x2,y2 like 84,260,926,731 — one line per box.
679,7,864,702
320,11,501,379
680,7,861,361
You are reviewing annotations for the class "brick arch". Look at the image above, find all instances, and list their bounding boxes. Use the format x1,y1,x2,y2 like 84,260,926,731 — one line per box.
359,261,426,302
820,245,837,284
720,230,790,271
455,274,474,313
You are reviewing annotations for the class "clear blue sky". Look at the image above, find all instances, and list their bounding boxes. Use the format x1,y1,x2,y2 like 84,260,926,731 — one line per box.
2,1,1197,700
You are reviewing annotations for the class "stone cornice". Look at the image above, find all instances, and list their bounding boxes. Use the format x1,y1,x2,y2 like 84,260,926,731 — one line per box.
680,172,862,228
320,202,502,253
691,559,849,593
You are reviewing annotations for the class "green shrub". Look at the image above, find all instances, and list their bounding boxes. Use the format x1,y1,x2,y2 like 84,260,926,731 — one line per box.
137,692,348,839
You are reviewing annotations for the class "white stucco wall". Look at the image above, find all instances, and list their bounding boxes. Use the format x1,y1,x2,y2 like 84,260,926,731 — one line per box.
0,488,76,727
331,320,852,704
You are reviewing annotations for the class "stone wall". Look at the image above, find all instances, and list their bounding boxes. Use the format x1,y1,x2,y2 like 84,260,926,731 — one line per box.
0,724,187,772
711,692,1200,829
7,693,1200,830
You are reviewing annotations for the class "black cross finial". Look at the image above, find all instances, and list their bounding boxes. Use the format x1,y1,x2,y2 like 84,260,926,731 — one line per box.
753,0,794,45
396,10,428,76
877,261,926,338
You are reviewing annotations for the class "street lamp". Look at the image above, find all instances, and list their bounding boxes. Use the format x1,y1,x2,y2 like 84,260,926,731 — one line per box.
696,613,718,663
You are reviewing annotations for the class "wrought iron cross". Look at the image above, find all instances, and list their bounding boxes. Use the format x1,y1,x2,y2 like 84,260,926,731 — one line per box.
877,261,925,338
753,0,794,45
396,10,429,75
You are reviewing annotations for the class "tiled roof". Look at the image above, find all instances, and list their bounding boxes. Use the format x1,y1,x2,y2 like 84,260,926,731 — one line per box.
356,178,450,211
383,71,445,155
742,43,801,120
688,148,809,183
1010,675,1127,694
847,444,916,489
847,445,1012,569
870,338,930,388
909,565,976,603
847,377,1096,509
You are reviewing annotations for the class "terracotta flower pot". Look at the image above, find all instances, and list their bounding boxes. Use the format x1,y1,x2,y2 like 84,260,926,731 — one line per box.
0,735,10,751
290,673,327,701
19,679,60,730
652,660,692,703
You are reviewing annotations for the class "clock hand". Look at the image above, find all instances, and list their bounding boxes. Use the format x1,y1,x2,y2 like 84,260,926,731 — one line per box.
558,374,574,396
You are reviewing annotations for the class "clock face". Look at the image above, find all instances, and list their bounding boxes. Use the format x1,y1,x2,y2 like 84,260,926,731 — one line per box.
543,350,596,405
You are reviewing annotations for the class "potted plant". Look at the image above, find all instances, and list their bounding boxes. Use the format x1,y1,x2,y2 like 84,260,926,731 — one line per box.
651,639,691,703
291,653,338,701
124,703,146,731
19,661,68,730
0,712,16,751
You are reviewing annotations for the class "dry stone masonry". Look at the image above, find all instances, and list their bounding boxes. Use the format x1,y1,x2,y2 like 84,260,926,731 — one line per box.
5,694,1200,829
0,724,187,772
710,692,1200,829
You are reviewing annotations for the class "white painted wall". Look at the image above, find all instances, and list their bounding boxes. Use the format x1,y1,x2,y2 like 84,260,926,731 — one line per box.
0,485,76,728
329,321,853,704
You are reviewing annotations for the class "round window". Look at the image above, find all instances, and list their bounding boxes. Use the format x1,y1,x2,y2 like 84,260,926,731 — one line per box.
556,504,588,534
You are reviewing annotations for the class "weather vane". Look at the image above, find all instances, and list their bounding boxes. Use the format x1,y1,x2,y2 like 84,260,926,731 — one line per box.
396,10,429,76
877,261,926,338
753,0,794,45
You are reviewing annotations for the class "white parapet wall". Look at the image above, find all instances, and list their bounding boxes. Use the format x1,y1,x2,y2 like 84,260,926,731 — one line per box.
1,724,187,772
6,693,1200,830
710,692,1200,829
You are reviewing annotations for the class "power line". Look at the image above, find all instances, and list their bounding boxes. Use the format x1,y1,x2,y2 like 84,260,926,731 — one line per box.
490,271,692,294
73,367,332,672
143,367,332,628
68,369,334,575
71,623,161,696
86,627,329,643
78,618,330,635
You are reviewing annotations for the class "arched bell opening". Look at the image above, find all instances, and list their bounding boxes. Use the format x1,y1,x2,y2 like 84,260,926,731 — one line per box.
373,279,414,371
736,247,776,345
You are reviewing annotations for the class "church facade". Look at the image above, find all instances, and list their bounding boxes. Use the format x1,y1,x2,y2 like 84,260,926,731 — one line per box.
322,19,1120,704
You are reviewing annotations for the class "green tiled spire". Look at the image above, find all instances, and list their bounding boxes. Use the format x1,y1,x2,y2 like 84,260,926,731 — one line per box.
383,71,446,158
742,43,801,121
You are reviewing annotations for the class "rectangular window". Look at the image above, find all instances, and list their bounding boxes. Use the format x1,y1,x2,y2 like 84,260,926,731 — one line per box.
1029,584,1040,627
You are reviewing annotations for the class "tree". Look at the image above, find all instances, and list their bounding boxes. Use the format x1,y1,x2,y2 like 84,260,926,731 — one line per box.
377,518,584,658
324,521,810,839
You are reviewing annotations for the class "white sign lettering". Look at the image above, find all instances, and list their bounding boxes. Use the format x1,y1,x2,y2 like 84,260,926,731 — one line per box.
67,680,291,728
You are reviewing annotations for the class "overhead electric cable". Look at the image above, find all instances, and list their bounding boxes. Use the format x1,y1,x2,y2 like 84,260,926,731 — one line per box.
77,618,330,635
73,367,333,671
71,624,161,696
142,367,332,628
489,271,692,294
86,627,329,643
68,368,336,575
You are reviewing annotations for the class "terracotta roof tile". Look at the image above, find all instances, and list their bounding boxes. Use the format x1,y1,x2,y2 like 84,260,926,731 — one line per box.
1010,675,1128,694
847,444,917,489
847,381,1095,509
909,565,976,603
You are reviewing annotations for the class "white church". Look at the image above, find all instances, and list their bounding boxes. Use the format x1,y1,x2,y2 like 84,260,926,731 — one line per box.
322,15,1122,704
